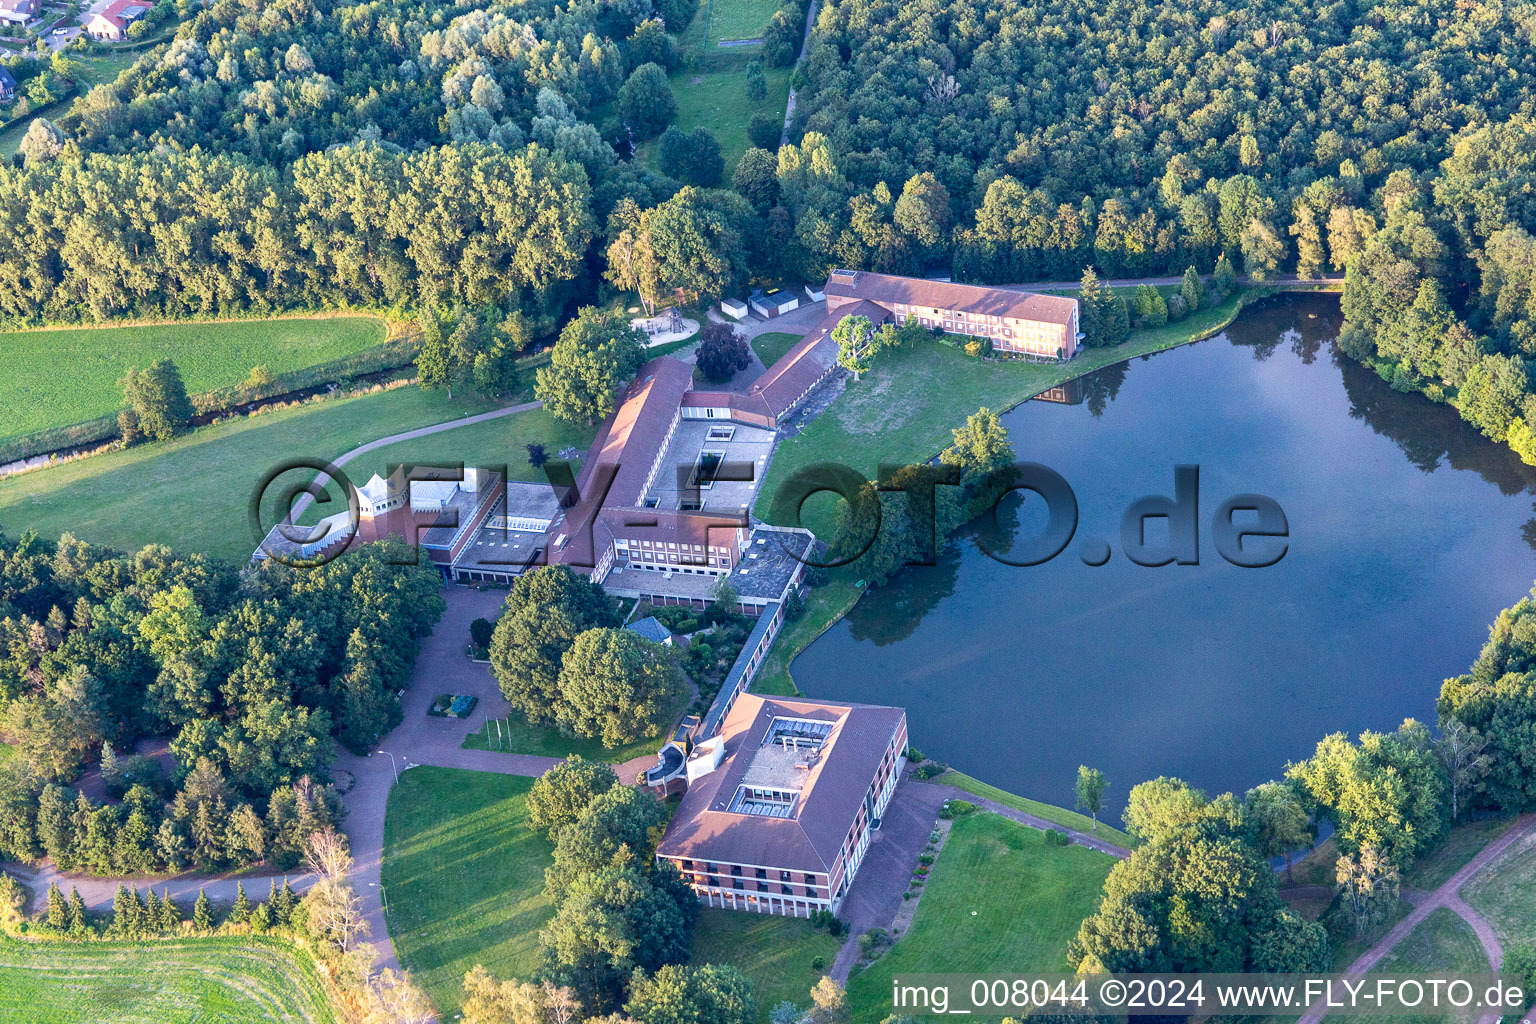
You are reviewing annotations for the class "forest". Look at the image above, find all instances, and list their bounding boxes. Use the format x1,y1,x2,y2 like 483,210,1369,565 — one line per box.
0,532,444,875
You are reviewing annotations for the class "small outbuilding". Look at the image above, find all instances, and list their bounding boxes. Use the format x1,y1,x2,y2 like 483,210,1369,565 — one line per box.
750,289,800,319
720,297,748,320
803,283,825,302
626,615,674,646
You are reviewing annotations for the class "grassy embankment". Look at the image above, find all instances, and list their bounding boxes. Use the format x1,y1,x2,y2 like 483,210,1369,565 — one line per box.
934,771,1136,849
847,813,1115,1021
0,382,582,563
0,934,337,1024
0,315,391,446
749,331,802,369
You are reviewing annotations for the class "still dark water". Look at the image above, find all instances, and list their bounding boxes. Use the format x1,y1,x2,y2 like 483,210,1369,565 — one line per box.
795,293,1536,813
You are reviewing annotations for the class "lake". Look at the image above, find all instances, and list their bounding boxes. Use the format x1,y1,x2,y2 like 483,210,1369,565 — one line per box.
792,293,1536,813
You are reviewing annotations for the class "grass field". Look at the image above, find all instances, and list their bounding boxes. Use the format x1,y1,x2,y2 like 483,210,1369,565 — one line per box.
381,767,554,1017
1343,909,1488,1024
750,331,802,369
847,813,1114,1021
292,407,592,527
0,316,389,444
0,384,525,562
755,289,1251,538
463,698,683,766
639,63,792,173
691,910,842,1022
934,771,1137,849
0,935,336,1024
705,0,779,43
1404,816,1517,891
1462,829,1536,947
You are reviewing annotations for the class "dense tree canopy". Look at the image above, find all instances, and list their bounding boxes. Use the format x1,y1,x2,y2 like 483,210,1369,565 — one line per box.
0,530,442,875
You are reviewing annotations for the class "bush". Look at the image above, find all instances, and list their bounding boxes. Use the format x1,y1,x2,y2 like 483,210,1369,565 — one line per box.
810,955,826,970
918,853,934,865
938,799,976,819
912,761,948,780
1044,829,1071,846
748,111,782,150
470,617,495,651
906,746,925,763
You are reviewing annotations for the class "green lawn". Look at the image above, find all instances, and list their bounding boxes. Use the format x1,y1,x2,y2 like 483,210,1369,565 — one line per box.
639,63,791,173
463,705,678,768
1461,831,1536,947
756,290,1251,539
750,573,862,696
935,771,1137,850
0,384,519,563
1404,817,1517,891
690,910,842,1022
294,408,592,527
0,935,336,1024
847,813,1114,1021
750,331,802,369
705,0,779,43
0,316,389,444
1338,909,1488,1024
381,767,554,1017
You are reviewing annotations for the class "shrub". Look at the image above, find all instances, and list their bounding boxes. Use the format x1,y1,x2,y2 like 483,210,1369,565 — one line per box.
748,111,782,150
919,853,934,865
470,617,495,650
810,955,826,970
1044,829,1071,846
906,747,925,763
938,799,976,819
912,761,948,780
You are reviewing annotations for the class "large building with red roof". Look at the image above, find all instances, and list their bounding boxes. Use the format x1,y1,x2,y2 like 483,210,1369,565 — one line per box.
655,693,908,917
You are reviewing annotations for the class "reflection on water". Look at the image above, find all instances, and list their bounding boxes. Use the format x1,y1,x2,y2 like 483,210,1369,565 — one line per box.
794,293,1536,813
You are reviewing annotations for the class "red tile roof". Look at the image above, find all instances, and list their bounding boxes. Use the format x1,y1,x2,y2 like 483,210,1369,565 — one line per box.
657,694,906,873
825,269,1078,326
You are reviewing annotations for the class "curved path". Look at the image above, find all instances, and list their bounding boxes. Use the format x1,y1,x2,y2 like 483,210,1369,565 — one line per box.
1294,814,1536,1024
917,781,1131,859
283,399,543,522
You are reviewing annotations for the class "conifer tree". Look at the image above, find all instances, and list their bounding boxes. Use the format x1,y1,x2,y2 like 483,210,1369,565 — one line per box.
46,883,66,929
159,889,181,931
230,881,251,924
192,887,213,932
67,888,87,934
251,901,273,932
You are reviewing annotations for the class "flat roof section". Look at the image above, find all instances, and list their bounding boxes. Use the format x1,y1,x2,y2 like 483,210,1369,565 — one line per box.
646,418,775,515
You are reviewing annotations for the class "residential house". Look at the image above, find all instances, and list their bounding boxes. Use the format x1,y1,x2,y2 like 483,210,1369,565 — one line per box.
85,0,149,40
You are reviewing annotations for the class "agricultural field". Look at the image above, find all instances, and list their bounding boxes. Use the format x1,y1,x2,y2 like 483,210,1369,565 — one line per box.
705,0,779,44
690,910,842,1023
0,316,390,444
0,384,533,562
381,767,554,1017
846,813,1115,1021
0,935,336,1024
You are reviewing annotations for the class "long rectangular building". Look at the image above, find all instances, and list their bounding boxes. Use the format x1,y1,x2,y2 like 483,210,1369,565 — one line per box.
824,269,1081,360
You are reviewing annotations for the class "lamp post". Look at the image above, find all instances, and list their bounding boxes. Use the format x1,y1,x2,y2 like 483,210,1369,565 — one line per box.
377,749,399,783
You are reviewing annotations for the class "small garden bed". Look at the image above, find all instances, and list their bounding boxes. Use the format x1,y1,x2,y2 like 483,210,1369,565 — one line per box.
429,694,478,718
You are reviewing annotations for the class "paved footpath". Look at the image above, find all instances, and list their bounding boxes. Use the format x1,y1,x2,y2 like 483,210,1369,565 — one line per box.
1294,815,1536,1024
